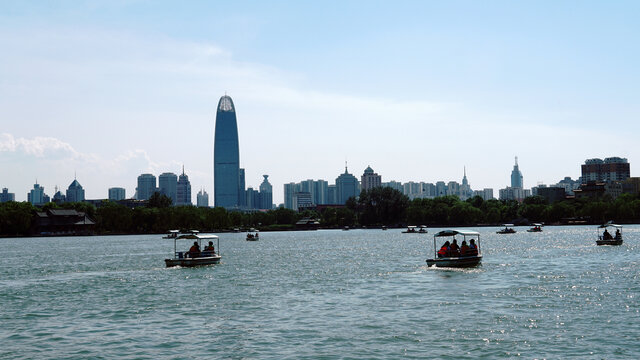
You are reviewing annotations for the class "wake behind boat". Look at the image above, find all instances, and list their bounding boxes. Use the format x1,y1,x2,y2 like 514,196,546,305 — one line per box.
164,231,221,267
426,230,482,268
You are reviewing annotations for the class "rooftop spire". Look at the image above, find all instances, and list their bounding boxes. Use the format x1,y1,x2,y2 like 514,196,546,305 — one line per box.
515,156,518,166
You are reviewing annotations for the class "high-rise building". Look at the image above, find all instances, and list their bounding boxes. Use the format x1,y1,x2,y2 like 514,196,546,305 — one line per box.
336,165,359,204
197,189,209,207
158,172,178,205
581,157,630,183
259,175,273,210
136,174,157,200
28,182,48,206
511,156,523,188
327,185,337,205
108,187,126,201
284,182,298,210
176,168,192,206
435,181,447,197
361,166,382,191
214,95,240,208
52,187,66,204
315,180,329,205
238,168,246,207
66,179,85,202
459,167,472,200
0,188,15,202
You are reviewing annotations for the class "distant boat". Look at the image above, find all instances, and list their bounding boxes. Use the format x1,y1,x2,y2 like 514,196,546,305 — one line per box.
246,231,259,241
596,222,623,246
402,226,417,233
162,229,180,239
165,231,221,267
497,224,516,234
527,224,543,232
343,226,350,231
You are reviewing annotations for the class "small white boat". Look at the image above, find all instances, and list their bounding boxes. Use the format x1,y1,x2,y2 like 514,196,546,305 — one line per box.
162,229,180,239
596,222,623,246
426,230,482,268
418,225,428,233
165,231,221,267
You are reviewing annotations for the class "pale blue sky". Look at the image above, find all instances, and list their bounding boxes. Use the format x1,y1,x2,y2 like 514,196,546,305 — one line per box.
1,1,639,203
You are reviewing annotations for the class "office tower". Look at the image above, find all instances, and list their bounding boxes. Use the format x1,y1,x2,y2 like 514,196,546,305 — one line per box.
158,172,178,205
66,179,85,202
214,95,240,208
176,167,192,206
52,187,66,204
361,166,382,191
336,164,360,204
197,189,209,207
581,157,630,183
28,182,48,206
315,180,329,204
108,187,126,201
300,180,316,205
238,168,246,207
327,185,337,204
284,182,297,210
0,188,15,202
511,156,523,188
259,175,273,210
136,174,157,200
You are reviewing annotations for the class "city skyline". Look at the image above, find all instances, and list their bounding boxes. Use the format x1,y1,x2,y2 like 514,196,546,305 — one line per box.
1,2,639,203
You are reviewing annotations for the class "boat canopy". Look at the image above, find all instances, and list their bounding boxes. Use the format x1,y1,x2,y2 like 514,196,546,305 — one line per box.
168,229,180,233
434,229,480,237
531,223,542,227
598,223,622,229
176,233,219,240
502,224,514,227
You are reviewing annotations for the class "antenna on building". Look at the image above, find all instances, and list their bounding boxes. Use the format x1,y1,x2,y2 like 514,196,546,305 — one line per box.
515,156,518,166
182,164,185,175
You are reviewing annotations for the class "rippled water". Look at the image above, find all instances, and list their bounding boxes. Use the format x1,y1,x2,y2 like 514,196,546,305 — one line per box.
1,226,639,359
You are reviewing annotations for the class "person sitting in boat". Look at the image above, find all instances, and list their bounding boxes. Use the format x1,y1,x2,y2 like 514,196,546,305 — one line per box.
459,240,469,257
187,241,200,258
468,239,478,256
603,229,613,240
204,241,215,254
450,239,460,257
615,229,621,240
437,241,451,258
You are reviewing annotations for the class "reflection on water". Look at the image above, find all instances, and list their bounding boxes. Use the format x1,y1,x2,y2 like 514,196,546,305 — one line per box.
1,226,639,358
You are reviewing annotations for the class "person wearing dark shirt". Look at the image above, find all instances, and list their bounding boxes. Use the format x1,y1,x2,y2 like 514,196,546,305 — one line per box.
450,239,460,257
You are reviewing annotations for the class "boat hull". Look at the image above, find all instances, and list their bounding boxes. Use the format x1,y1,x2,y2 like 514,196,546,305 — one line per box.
165,256,221,267
596,239,623,246
426,255,482,268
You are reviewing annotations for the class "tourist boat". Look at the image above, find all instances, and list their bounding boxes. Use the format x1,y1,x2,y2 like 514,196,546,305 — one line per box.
164,231,221,267
343,226,350,231
246,231,259,241
497,224,516,234
382,226,388,231
162,229,180,239
418,225,428,233
527,223,543,232
596,222,623,246
402,226,418,233
426,230,482,268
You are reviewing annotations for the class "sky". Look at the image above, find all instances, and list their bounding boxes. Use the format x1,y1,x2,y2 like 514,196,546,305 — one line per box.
1,1,639,204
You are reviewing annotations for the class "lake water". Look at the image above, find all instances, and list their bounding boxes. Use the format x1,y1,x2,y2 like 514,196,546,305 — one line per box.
1,226,639,359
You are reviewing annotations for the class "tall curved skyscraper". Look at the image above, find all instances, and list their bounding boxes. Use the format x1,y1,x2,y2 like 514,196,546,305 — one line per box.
214,95,240,208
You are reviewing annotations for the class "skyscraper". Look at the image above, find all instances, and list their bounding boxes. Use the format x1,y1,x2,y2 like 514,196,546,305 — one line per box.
214,95,240,208
108,187,126,201
176,167,192,206
66,179,85,202
197,189,209,207
28,182,48,206
259,175,273,210
336,164,360,204
137,174,157,200
361,166,382,191
158,172,178,205
0,188,15,202
511,157,523,188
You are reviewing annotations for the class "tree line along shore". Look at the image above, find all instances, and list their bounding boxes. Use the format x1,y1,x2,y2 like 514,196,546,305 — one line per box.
1,187,640,237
